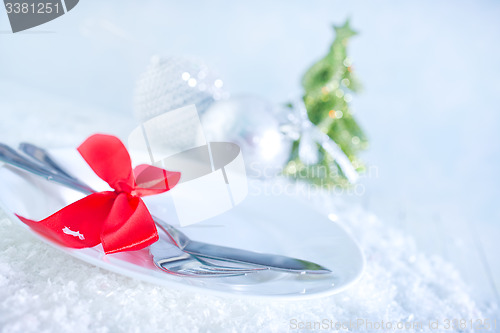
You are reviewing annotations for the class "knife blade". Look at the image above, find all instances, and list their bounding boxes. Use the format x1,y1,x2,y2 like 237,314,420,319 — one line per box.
5,142,332,275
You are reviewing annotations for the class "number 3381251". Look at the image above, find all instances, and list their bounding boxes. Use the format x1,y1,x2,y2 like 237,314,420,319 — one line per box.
5,2,61,14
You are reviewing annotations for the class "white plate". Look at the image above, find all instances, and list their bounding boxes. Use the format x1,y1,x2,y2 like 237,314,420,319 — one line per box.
0,149,364,300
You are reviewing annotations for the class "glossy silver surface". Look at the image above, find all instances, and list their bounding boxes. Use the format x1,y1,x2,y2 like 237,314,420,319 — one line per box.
3,142,331,274
0,143,261,277
150,237,264,277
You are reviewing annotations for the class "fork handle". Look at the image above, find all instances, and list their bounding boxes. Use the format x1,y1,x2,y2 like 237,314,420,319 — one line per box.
10,142,187,247
0,143,94,195
19,143,78,181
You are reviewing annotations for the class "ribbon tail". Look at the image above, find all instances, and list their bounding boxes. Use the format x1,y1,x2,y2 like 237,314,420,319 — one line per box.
295,99,359,183
16,192,116,249
101,193,159,254
310,126,359,183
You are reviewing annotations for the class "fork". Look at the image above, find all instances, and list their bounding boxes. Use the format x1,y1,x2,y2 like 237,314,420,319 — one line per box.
15,143,331,274
0,143,265,277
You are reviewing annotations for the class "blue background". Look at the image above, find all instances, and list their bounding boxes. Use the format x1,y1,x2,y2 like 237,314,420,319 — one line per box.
1,0,499,307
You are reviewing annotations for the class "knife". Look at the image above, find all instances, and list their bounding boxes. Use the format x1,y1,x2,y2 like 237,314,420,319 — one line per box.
0,142,331,274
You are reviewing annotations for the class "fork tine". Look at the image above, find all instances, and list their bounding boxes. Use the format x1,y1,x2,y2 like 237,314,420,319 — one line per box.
194,258,267,272
13,142,264,278
179,268,247,277
158,265,247,277
159,261,258,275
195,265,264,273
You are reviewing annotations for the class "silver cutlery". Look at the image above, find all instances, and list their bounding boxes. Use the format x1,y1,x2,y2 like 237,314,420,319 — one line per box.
0,143,262,277
3,142,331,274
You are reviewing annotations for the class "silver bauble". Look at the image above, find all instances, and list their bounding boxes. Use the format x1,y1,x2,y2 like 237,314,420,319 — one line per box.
134,55,228,121
201,95,293,178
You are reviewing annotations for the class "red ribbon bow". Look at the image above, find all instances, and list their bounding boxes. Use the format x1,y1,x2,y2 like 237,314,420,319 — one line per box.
16,134,181,254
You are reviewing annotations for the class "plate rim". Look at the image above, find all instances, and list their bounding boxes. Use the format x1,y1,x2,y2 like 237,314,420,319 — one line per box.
0,153,365,301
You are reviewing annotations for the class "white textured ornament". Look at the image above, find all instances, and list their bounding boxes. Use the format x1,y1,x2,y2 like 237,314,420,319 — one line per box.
134,55,227,122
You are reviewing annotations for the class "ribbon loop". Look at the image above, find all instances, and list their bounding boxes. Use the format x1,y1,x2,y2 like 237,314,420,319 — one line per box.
17,134,181,254
77,134,136,191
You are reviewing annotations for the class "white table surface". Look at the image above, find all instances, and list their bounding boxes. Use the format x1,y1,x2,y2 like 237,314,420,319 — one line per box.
1,1,499,331
0,81,493,332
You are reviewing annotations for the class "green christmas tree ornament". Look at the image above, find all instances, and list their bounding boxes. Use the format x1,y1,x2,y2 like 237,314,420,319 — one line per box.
284,19,368,187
